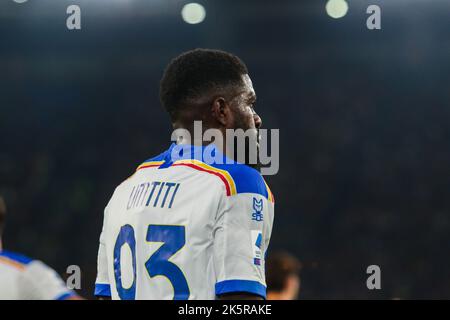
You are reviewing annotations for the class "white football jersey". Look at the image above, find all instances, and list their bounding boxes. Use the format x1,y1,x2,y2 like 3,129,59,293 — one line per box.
0,250,76,300
95,143,275,300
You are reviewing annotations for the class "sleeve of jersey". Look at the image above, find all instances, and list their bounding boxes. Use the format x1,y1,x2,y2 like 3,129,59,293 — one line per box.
18,261,77,300
94,203,111,298
213,191,274,299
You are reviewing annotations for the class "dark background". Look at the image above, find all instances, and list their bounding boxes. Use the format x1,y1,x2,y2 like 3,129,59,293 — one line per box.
1,0,449,299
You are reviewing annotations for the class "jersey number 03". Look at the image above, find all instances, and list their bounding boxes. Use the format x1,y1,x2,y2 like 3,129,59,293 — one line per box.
113,224,190,300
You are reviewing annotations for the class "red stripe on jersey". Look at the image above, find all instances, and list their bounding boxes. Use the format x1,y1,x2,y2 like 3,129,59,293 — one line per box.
172,163,231,196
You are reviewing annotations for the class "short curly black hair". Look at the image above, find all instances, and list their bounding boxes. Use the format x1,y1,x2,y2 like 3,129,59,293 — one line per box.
160,48,248,120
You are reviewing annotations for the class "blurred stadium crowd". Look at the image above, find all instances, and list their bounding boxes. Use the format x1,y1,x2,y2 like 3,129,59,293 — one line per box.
1,0,450,298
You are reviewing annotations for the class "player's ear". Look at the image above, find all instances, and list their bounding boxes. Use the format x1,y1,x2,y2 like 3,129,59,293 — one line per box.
211,96,233,128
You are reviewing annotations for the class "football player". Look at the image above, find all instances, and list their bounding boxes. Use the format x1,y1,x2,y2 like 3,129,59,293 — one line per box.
95,49,275,300
0,196,81,300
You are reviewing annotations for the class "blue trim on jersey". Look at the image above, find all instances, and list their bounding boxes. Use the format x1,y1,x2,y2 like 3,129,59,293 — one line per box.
215,280,266,299
94,283,111,297
0,250,33,265
55,291,76,300
217,162,269,199
141,143,270,200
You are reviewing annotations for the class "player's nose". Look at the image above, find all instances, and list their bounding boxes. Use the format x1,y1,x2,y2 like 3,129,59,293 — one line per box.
254,112,262,129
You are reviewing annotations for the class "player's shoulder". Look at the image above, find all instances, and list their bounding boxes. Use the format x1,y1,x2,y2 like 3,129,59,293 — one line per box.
17,258,77,300
208,162,275,203
118,144,274,202
0,250,34,269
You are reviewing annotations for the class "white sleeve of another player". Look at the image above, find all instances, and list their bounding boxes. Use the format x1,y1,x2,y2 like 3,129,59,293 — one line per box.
94,200,112,297
18,260,75,300
213,192,274,299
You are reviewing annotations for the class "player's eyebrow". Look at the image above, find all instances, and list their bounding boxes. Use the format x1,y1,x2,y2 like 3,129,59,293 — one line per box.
247,93,257,103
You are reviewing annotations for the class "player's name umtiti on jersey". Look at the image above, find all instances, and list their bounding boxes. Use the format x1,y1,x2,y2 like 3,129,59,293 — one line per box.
127,181,180,210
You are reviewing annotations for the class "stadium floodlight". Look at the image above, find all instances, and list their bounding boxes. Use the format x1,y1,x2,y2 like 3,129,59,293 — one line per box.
325,0,349,19
181,3,206,24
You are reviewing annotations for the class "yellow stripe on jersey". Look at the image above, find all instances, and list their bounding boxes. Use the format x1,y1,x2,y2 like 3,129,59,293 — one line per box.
134,158,274,201
136,161,165,171
264,180,275,203
172,159,237,196
136,158,237,196
136,159,275,203
0,256,26,271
